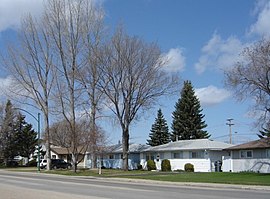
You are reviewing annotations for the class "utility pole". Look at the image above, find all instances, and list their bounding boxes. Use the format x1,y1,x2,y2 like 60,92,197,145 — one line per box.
226,118,234,144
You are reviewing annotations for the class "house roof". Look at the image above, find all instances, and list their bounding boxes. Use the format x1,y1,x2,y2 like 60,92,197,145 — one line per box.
106,143,149,153
51,147,69,155
225,138,270,150
51,146,88,155
143,139,234,152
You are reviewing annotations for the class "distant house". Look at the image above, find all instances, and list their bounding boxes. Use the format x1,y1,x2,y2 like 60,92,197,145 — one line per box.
142,139,234,172
101,143,149,170
223,138,270,173
49,146,88,168
44,144,148,169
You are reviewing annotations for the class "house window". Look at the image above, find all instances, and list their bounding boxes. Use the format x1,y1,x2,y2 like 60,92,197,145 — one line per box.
52,155,56,159
109,154,114,159
266,149,270,158
172,152,183,159
240,150,253,158
146,153,155,161
190,151,204,159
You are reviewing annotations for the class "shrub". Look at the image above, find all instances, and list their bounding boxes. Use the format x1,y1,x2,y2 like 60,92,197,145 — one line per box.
147,160,156,171
27,159,37,167
137,164,143,170
161,159,171,171
184,163,194,172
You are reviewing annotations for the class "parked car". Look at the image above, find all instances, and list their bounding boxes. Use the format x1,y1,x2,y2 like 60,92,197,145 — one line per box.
40,159,47,169
7,160,19,167
51,159,72,169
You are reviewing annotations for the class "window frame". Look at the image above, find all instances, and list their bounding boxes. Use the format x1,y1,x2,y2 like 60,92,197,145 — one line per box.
172,151,183,159
266,149,270,158
240,150,253,159
190,151,204,159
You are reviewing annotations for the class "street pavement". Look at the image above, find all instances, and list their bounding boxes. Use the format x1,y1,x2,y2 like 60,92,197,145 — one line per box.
0,170,270,199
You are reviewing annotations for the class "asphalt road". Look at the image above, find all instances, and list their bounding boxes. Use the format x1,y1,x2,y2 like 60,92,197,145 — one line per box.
0,170,270,199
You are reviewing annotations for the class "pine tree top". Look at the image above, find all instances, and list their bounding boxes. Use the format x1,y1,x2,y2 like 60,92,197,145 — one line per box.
171,80,210,141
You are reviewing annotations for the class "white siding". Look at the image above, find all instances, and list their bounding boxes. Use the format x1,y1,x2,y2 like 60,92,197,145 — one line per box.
140,158,211,172
169,159,211,172
222,156,232,172
232,158,270,173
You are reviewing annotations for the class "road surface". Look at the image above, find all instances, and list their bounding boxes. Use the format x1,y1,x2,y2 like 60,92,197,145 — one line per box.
0,170,269,199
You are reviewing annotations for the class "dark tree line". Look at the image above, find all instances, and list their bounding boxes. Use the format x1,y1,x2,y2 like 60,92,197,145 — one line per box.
0,100,38,166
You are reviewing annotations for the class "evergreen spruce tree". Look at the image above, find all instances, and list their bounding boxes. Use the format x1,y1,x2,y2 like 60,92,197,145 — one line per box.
0,100,38,165
147,109,170,146
171,80,210,141
14,114,38,160
258,126,270,139
0,100,17,164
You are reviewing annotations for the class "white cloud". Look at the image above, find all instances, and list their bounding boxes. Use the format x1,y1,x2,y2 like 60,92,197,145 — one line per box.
249,0,270,37
195,85,231,107
162,48,185,72
0,0,44,32
0,76,15,96
195,33,245,74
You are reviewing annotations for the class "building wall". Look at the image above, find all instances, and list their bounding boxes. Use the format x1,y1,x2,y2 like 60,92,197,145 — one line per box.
231,158,270,173
223,149,270,173
141,150,224,172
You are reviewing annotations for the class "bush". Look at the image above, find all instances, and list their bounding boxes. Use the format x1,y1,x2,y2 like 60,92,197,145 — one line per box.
184,163,194,172
161,159,171,171
27,159,37,167
147,160,156,171
137,164,143,170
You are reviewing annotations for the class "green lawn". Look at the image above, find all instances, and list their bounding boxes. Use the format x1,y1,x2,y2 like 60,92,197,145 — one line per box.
4,167,270,186
122,172,270,186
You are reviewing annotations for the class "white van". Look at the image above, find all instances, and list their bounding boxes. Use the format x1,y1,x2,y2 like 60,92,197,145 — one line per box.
39,159,47,169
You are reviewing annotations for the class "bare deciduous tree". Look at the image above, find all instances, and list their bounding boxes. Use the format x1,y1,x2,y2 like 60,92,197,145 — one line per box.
49,119,90,165
44,0,104,172
98,28,179,170
224,39,270,128
76,4,105,168
1,13,54,170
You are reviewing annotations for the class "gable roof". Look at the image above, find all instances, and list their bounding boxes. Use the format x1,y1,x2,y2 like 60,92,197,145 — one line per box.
51,146,88,155
225,138,270,150
106,143,149,153
143,139,234,152
51,147,69,155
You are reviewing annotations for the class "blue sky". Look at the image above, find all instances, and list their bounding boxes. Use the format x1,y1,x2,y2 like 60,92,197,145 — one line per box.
0,0,270,145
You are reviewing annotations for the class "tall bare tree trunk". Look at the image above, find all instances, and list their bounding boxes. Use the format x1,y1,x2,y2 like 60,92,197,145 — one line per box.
122,127,129,170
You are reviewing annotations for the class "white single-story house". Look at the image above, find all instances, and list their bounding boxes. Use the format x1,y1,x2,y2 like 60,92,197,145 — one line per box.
101,143,149,170
141,139,234,172
222,138,270,173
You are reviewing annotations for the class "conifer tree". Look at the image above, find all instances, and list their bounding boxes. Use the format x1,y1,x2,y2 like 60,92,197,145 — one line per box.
258,125,270,139
147,109,170,146
0,100,17,164
171,80,210,141
14,114,38,160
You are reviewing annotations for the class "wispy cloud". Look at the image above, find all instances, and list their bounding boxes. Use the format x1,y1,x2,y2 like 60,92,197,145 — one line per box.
195,33,245,74
162,48,185,72
195,85,231,107
249,0,270,37
0,75,15,98
0,0,44,32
